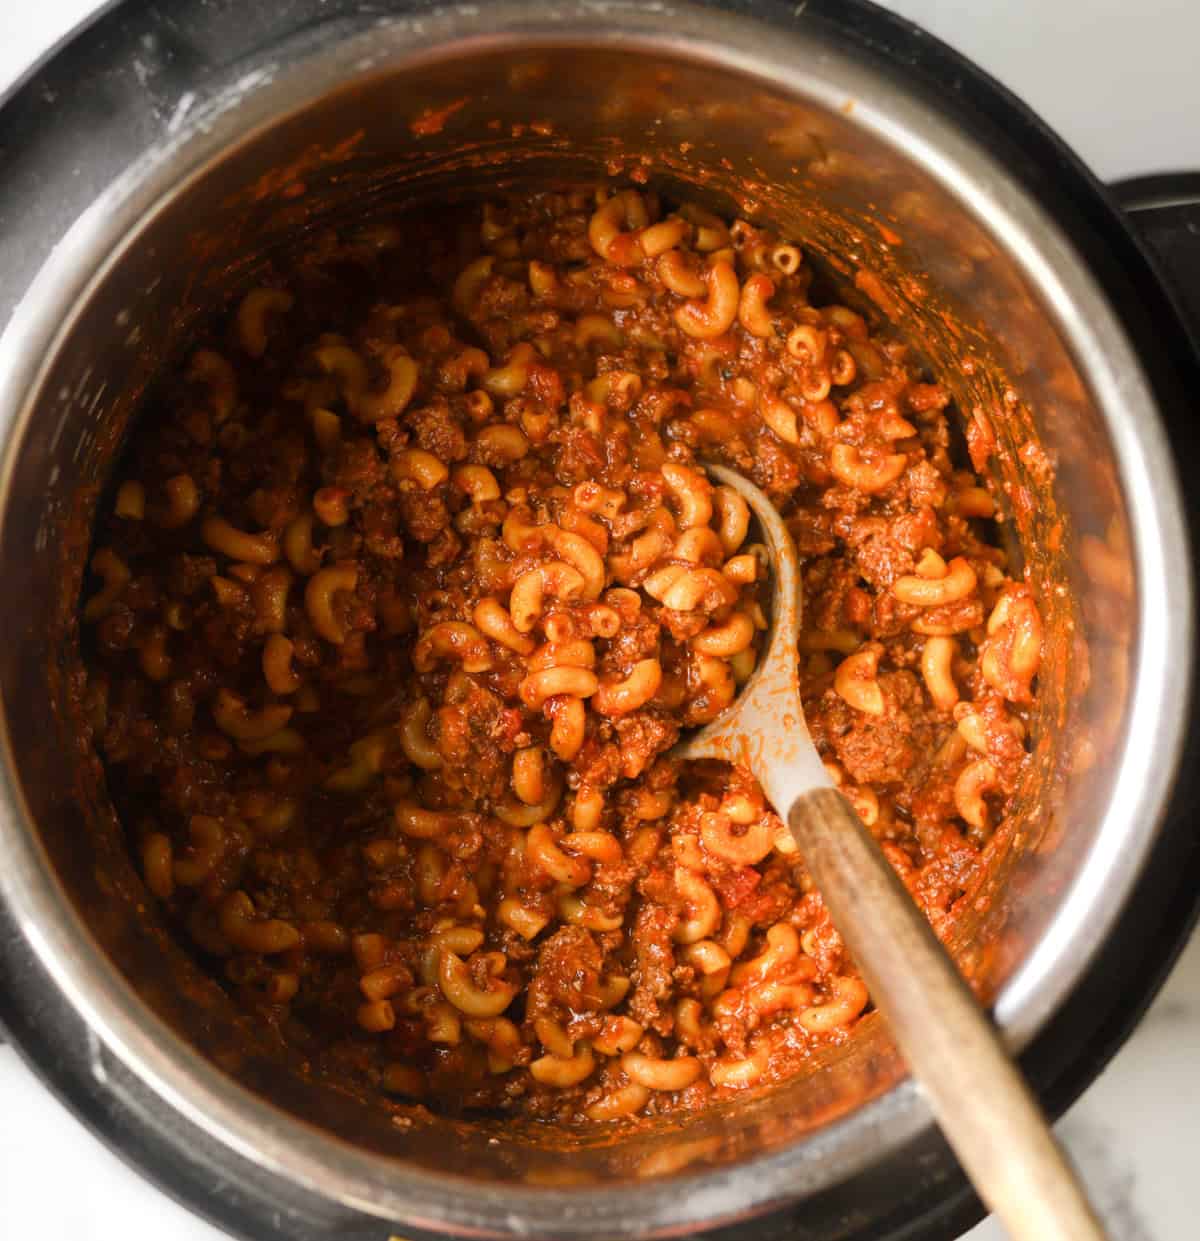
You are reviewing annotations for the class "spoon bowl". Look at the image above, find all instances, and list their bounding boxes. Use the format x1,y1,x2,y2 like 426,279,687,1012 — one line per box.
673,463,827,811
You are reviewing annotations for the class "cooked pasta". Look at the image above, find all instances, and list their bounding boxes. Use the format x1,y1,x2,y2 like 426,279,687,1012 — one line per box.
81,185,1039,1125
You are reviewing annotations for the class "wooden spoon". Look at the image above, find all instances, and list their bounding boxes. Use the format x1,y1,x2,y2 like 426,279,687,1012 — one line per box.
675,463,1107,1241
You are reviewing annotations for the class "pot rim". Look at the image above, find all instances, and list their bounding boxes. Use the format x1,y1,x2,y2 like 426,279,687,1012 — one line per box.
0,2,1191,1236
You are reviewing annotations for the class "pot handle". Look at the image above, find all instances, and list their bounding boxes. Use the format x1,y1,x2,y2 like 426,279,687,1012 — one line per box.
1112,173,1200,345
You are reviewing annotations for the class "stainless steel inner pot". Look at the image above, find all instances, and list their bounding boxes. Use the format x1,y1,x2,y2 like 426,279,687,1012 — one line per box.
0,3,1190,1238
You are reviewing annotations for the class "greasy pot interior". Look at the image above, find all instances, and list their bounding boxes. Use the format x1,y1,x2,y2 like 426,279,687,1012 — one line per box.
0,9,1159,1229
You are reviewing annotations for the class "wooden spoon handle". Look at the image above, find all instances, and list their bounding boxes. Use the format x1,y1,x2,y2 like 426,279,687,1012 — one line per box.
789,787,1107,1241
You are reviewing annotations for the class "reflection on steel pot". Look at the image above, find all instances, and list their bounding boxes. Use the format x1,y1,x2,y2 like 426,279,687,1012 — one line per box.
0,3,1196,1241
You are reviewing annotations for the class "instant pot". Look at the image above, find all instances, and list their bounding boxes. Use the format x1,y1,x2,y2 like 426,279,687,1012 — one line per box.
1,3,1198,1240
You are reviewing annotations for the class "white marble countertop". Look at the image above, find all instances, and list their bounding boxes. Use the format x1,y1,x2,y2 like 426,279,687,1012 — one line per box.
1,2,1198,1239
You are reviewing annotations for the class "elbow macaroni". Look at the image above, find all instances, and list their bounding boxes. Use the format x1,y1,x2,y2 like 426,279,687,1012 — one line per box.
84,183,1042,1127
